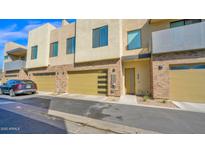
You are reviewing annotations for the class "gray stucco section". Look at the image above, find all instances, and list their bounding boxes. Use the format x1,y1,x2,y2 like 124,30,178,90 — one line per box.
4,60,26,71
152,22,205,54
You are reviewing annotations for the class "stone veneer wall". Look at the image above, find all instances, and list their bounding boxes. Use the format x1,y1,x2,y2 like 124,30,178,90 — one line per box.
18,69,29,80
152,50,205,99
27,58,122,96
2,69,28,82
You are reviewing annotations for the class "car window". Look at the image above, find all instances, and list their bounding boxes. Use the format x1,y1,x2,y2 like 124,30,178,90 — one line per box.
6,80,16,86
6,80,12,85
22,80,34,84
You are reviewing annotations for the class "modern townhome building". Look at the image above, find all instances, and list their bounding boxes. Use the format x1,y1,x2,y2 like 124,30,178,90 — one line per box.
2,19,205,103
151,19,205,103
26,19,121,96
2,42,28,82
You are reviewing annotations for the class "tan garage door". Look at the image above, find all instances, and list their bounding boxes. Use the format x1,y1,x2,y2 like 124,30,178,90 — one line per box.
32,73,56,92
169,64,205,103
5,74,18,82
67,70,107,95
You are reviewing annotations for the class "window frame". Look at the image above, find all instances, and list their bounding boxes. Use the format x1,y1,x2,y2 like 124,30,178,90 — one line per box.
170,63,205,70
50,41,58,57
4,55,8,60
92,25,108,48
127,29,142,50
170,19,202,28
31,45,38,60
66,37,76,54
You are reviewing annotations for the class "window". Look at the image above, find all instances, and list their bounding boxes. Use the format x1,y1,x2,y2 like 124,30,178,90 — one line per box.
170,64,205,70
6,80,16,86
127,29,141,50
50,42,58,57
92,25,108,48
170,20,185,28
170,19,201,28
31,46,38,59
66,37,75,54
4,56,8,60
185,19,201,25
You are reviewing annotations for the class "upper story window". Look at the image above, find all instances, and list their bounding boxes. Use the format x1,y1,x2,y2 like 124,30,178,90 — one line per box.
31,45,38,60
4,56,8,60
50,42,58,57
127,29,141,50
92,25,108,48
66,37,75,54
170,19,202,28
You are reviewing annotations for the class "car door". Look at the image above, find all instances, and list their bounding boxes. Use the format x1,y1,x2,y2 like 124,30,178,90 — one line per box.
3,80,14,93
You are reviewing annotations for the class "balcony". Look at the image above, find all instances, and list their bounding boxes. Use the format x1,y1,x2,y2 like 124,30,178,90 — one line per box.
4,60,26,71
6,47,27,56
152,22,205,54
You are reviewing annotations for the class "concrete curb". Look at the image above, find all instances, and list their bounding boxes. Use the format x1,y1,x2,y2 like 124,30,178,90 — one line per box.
37,93,181,111
48,109,159,134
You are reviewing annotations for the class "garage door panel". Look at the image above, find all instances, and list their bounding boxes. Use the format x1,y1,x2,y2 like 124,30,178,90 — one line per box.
33,74,56,92
169,69,205,103
67,70,107,95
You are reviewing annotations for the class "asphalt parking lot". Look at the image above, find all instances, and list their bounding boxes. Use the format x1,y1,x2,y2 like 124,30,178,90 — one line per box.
0,94,113,134
1,94,205,134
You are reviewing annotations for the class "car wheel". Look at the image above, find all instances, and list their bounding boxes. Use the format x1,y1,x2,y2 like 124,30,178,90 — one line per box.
0,89,2,95
9,89,15,97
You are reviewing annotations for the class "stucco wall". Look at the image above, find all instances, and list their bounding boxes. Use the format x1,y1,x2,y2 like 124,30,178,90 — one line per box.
122,19,170,57
26,23,56,68
123,59,151,95
75,19,122,63
49,23,75,66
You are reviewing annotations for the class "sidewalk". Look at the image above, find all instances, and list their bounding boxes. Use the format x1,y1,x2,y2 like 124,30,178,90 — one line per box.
48,97,205,134
173,101,205,113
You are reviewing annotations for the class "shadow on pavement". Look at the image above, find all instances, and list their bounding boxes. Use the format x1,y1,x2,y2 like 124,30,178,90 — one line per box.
18,97,51,109
0,108,67,134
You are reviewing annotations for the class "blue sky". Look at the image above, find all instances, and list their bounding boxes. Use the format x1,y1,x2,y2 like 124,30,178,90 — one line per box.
0,19,76,70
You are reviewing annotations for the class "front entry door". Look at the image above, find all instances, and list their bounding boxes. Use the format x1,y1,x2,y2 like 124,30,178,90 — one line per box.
125,68,135,94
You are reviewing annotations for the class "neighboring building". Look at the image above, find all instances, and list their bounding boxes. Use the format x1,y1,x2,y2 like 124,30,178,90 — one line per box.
2,42,28,82
0,69,2,83
2,19,205,103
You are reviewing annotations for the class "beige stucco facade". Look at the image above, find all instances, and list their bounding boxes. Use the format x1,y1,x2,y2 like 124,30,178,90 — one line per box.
1,19,173,97
121,19,166,96
122,59,151,96
49,22,75,66
26,23,56,69
122,19,171,57
75,19,123,63
3,19,205,101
